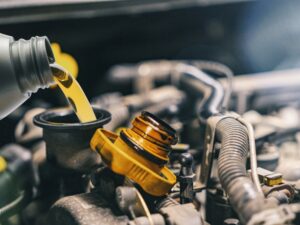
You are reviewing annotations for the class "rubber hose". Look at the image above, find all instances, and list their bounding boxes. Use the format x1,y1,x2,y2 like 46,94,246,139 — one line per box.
216,118,266,224
176,64,224,121
192,60,233,110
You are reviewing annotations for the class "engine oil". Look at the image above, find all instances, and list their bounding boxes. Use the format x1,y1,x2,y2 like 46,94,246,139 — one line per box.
50,63,96,123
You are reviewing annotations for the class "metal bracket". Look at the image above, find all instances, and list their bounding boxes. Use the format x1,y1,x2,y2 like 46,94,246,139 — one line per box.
199,112,240,187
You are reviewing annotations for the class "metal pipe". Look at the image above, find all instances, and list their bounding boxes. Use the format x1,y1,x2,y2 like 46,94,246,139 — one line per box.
237,117,264,196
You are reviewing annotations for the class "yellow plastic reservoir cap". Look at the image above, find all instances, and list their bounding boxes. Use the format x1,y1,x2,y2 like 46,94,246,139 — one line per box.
0,156,7,172
51,43,78,79
90,129,176,196
90,112,178,196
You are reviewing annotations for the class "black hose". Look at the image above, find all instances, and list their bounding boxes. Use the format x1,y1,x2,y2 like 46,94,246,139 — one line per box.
176,64,224,121
216,118,267,224
191,60,233,110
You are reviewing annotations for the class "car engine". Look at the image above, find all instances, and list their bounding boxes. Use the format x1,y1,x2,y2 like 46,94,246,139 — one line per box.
1,1,300,225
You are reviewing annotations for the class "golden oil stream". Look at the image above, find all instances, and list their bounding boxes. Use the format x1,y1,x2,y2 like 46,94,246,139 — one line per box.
50,63,96,123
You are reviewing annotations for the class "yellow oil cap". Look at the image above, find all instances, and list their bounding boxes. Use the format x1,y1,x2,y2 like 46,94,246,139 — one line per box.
91,111,177,196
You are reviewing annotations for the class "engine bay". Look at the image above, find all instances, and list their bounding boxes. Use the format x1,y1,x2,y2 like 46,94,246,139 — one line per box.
1,1,300,225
